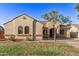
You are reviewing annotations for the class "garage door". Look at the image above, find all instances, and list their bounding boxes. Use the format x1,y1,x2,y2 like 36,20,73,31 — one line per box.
70,32,78,38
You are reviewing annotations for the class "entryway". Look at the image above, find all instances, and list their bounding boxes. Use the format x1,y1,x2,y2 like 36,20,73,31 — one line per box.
49,28,54,38
43,28,54,39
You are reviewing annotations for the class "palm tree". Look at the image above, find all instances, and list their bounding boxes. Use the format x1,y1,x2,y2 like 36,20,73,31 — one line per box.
43,10,59,41
43,10,71,42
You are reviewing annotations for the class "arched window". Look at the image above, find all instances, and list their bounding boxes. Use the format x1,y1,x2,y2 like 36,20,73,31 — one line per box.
18,26,23,34
24,26,29,34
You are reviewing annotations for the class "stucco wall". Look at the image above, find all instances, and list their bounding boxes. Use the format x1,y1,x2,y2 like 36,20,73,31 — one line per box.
46,21,60,29
46,21,60,35
35,21,43,40
14,15,33,36
66,30,70,38
4,20,15,35
4,14,43,40
4,14,34,39
4,19,15,39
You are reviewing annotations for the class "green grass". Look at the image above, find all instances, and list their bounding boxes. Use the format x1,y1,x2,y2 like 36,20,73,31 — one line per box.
0,41,79,56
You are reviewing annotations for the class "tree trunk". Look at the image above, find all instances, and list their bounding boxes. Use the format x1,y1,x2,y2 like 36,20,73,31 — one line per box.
53,25,56,42
33,20,36,41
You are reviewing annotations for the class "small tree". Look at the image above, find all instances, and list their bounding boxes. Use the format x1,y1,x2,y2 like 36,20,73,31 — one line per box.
75,4,79,11
43,10,71,41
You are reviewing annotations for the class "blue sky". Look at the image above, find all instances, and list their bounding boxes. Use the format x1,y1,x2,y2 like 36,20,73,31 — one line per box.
0,3,78,26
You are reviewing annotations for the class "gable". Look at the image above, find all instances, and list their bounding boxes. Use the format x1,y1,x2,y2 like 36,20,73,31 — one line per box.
4,14,43,35
3,14,43,25
3,14,34,25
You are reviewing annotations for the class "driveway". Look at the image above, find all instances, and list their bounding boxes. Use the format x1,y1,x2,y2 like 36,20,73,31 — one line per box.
42,39,79,48
57,39,79,48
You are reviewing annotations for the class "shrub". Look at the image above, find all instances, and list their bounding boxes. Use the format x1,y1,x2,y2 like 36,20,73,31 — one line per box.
0,39,7,41
27,37,33,41
9,35,16,42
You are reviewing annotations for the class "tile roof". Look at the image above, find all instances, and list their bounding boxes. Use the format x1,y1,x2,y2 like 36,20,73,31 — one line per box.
60,25,71,30
72,24,79,29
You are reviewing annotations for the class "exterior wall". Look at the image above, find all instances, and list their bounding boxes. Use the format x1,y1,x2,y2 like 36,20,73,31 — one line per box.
35,22,43,40
46,22,53,29
4,15,34,40
4,19,15,39
46,21,60,35
4,14,43,40
46,21,60,29
57,26,60,34
66,30,70,38
13,15,34,40
78,33,79,38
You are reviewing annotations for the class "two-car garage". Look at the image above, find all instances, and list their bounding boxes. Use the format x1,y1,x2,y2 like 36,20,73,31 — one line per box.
70,32,79,38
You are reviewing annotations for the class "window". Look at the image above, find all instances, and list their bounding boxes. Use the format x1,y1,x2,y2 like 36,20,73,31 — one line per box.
18,26,23,34
24,26,29,34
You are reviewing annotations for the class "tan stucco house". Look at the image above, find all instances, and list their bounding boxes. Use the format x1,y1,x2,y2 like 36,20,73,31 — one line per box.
4,14,62,40
3,14,79,40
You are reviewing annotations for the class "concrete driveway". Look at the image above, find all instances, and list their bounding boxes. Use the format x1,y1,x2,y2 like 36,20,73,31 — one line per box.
57,39,79,48
42,39,79,48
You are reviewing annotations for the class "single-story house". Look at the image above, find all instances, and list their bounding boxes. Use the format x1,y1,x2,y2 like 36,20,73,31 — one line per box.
3,14,79,40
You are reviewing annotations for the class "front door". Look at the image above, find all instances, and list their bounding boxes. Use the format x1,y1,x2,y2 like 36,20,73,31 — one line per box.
50,28,54,38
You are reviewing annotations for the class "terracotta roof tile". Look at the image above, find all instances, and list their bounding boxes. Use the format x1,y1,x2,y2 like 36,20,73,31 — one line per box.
72,24,79,29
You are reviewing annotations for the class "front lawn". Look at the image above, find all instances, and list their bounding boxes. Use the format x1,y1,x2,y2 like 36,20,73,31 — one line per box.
0,40,79,56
